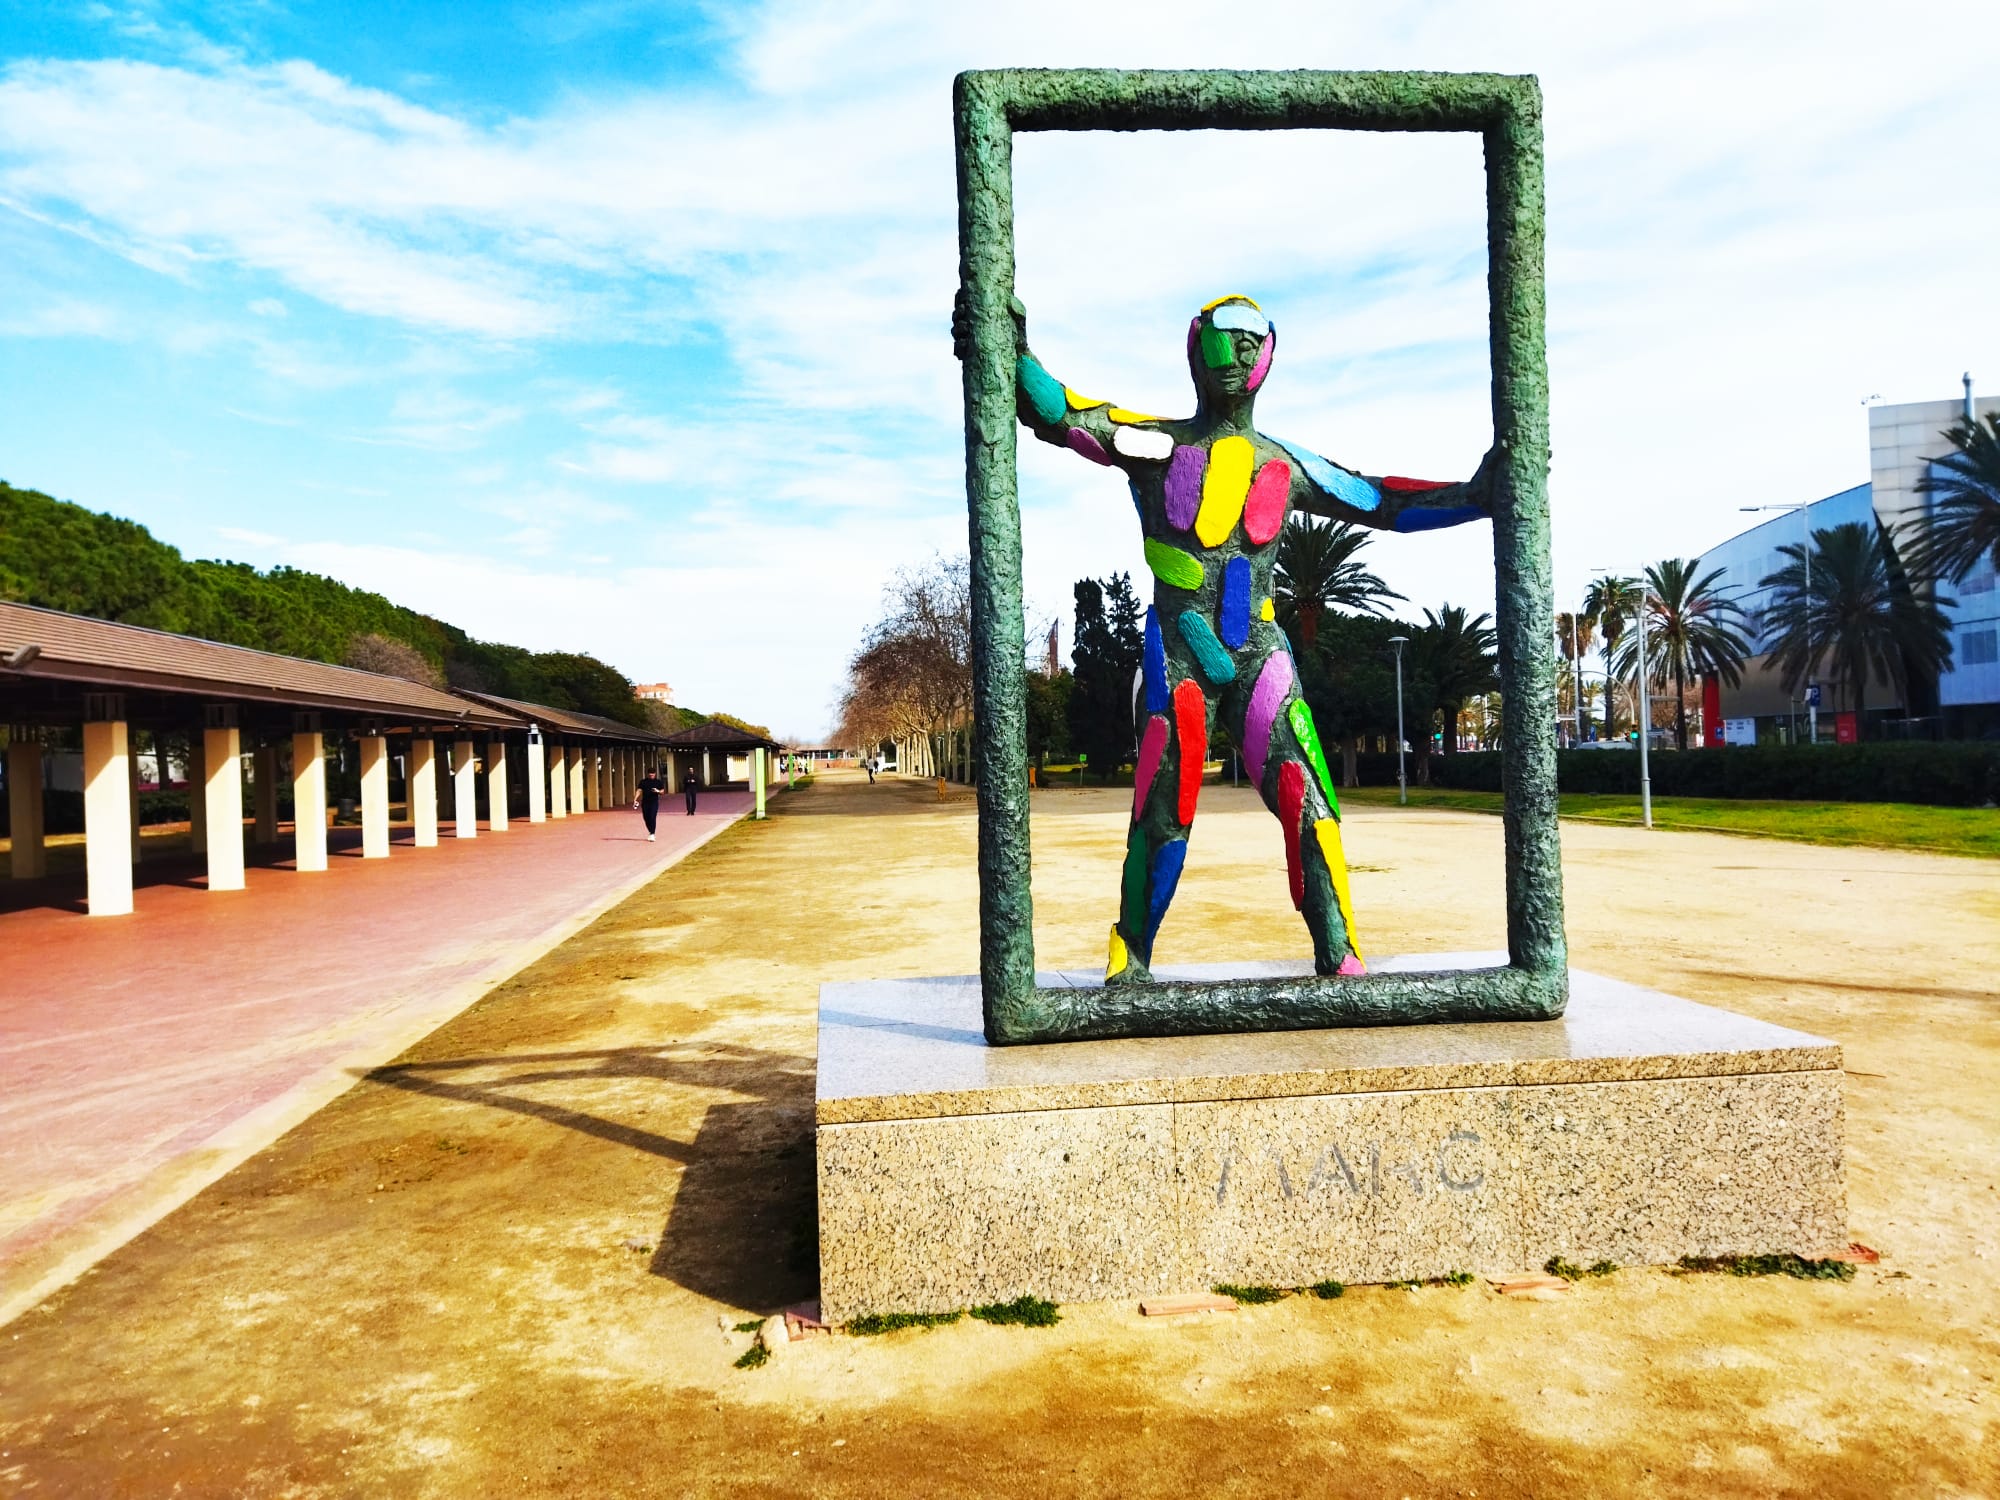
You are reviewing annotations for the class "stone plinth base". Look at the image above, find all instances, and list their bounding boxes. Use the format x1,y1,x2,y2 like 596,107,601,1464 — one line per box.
815,957,1847,1323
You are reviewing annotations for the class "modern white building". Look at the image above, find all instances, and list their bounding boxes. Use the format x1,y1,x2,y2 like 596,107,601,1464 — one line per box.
1696,381,2000,743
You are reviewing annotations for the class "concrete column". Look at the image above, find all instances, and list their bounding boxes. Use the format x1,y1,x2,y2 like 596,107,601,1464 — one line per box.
410,737,438,848
454,739,477,841
549,741,568,819
7,739,47,880
293,731,327,873
83,719,135,916
360,735,390,858
185,733,207,856
129,732,144,862
569,744,586,813
253,744,279,845
663,754,680,795
590,748,605,811
487,737,509,832
753,748,767,820
526,735,546,823
601,748,613,808
203,726,245,892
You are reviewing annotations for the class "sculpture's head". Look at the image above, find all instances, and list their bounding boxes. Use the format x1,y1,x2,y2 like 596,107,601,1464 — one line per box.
1188,295,1275,405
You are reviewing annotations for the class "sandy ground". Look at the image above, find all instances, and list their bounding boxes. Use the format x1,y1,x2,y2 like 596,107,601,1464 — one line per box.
1,769,1996,1497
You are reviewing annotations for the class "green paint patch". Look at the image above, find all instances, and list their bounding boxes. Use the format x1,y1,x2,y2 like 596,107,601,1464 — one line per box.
1546,1257,1618,1281
968,1294,1061,1327
1213,1283,1288,1305
1144,538,1204,590
732,1344,769,1370
845,1310,964,1336
1309,1279,1346,1300
1675,1253,1856,1281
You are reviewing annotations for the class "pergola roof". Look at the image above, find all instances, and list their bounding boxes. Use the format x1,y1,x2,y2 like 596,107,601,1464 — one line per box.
661,720,781,752
453,690,668,742
0,601,517,727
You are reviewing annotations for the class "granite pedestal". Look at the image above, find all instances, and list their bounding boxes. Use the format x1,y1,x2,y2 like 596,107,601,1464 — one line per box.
815,956,1847,1322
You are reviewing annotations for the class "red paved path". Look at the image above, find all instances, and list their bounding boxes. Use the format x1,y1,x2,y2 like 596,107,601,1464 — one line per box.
0,793,750,1322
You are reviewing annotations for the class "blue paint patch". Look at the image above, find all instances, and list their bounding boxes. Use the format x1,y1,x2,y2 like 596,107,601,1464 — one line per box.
1393,504,1485,533
1144,608,1169,713
1177,611,1238,685
1128,478,1145,519
1220,556,1251,648
1145,838,1188,948
1017,355,1066,425
1273,436,1380,512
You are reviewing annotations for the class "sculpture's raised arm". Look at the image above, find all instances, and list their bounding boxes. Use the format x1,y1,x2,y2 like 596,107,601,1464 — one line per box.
952,293,1167,473
1279,437,1498,534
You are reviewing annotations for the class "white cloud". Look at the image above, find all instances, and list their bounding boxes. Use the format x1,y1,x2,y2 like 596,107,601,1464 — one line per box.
4,0,1999,734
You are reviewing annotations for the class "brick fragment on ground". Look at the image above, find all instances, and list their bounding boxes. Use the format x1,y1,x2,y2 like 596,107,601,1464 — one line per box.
1830,1243,1882,1264
1140,1292,1238,1316
784,1302,829,1338
1488,1273,1570,1297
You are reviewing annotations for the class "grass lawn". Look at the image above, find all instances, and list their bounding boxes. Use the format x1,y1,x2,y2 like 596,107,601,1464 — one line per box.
1339,785,2000,859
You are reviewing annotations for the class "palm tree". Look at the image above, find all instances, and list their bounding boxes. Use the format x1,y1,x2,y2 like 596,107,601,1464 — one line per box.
1555,609,1597,743
1758,521,1954,738
1274,516,1404,648
1911,413,2000,585
1411,604,1498,756
1608,559,1752,750
1583,575,1642,742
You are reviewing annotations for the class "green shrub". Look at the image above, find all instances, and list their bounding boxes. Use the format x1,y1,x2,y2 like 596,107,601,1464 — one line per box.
1212,1283,1287,1304
968,1294,1060,1327
732,1344,769,1369
1309,1279,1346,1299
1417,743,2000,808
845,1310,963,1335
1675,1253,1855,1281
1545,1256,1618,1281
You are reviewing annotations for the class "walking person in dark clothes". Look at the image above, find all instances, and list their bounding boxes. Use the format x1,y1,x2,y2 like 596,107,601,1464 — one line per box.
634,766,666,841
684,767,701,816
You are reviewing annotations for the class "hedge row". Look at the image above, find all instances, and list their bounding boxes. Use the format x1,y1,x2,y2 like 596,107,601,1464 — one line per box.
1395,743,2000,807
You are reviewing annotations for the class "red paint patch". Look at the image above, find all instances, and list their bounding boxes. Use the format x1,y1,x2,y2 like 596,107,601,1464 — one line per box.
1242,459,1291,544
1173,679,1206,826
1279,761,1305,908
1381,475,1453,492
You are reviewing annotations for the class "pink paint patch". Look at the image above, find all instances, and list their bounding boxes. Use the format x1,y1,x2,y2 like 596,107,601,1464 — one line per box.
1279,761,1305,909
1336,954,1368,977
1133,715,1169,818
1244,328,1275,392
1186,316,1201,362
1240,652,1293,787
1066,427,1113,465
1242,459,1291,544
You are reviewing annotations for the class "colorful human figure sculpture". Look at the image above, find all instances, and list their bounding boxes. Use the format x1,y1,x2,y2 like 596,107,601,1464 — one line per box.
956,294,1496,985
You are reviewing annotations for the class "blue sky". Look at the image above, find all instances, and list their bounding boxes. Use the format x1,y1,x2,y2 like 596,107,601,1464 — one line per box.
3,1,1998,735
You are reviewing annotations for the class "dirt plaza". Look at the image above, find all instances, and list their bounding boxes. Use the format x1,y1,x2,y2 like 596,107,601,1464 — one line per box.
1,770,1995,1497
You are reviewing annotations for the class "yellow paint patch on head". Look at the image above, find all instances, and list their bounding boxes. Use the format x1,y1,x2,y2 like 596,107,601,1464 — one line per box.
1313,817,1363,960
1195,435,1255,547
1200,293,1263,314
1259,597,1275,621
1108,407,1164,424
1065,388,1107,410
1106,926,1129,979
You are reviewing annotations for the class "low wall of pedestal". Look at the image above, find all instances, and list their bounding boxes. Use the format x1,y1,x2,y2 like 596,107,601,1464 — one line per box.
815,960,1847,1323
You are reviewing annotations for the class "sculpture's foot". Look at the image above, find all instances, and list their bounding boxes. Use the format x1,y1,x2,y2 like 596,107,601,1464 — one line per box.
1316,952,1369,977
1104,925,1154,986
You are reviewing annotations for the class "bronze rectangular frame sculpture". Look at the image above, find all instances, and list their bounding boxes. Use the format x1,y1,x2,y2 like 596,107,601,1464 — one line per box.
954,68,1566,1044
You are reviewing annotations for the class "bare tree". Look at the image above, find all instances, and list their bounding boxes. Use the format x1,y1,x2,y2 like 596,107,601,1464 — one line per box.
344,632,443,687
837,555,975,781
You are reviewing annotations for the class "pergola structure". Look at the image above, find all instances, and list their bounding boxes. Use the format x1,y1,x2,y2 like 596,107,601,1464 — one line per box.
0,601,672,916
657,720,782,818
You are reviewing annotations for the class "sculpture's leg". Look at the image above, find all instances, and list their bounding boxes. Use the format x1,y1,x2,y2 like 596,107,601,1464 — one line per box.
1107,672,1212,984
1238,662,1364,977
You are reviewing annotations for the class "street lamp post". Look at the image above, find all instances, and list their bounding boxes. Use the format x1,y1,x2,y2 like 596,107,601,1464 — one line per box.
1742,503,1815,745
1388,635,1410,806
